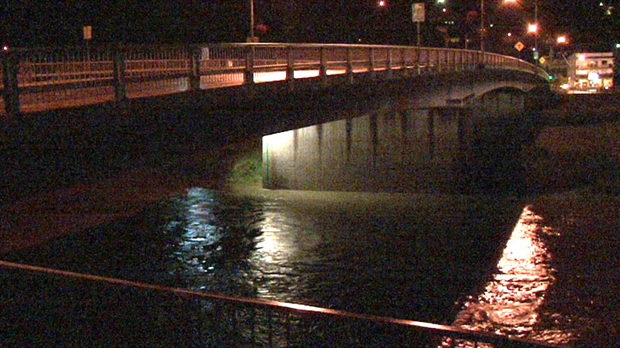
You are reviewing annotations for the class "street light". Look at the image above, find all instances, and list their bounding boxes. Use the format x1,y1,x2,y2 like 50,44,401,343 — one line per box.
556,35,567,45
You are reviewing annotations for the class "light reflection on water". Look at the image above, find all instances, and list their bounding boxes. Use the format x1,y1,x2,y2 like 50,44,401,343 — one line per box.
162,186,526,324
165,187,264,296
165,187,323,302
153,187,597,345
450,205,573,346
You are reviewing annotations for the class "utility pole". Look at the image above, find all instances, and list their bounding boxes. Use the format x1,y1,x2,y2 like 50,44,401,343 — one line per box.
249,0,255,42
480,0,485,55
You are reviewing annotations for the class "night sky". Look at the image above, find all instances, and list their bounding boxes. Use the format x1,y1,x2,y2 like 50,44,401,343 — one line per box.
1,1,618,53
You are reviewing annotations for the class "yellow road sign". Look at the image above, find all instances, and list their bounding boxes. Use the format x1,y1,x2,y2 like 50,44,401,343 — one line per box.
514,42,525,52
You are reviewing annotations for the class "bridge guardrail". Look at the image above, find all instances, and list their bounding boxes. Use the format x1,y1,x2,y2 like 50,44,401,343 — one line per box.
0,43,547,116
0,260,559,347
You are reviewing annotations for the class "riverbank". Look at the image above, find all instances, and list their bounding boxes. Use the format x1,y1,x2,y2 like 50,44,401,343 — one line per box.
522,93,620,195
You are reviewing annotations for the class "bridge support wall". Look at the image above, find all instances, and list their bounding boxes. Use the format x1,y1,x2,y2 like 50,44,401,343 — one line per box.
263,107,472,193
262,87,535,193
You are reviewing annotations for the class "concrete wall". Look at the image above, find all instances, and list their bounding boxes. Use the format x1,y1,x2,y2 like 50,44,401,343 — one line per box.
263,106,471,193
262,86,538,193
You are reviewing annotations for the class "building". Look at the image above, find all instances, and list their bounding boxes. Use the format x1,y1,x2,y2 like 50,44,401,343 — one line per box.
567,52,615,93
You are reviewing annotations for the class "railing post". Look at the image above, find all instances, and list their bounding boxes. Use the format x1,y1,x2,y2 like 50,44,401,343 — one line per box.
416,48,421,75
438,50,444,72
401,48,407,77
387,49,393,78
189,45,201,91
244,45,255,85
346,47,354,84
369,47,376,79
464,51,468,71
319,47,328,86
286,46,295,90
1,49,21,120
112,45,127,103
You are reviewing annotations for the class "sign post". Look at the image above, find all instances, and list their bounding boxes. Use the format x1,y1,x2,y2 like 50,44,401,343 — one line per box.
412,3,425,48
83,25,92,65
412,3,425,73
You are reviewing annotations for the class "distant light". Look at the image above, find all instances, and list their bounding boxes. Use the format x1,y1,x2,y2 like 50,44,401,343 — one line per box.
578,54,586,61
378,0,386,7
616,43,620,49
556,36,567,44
2,45,8,51
437,0,446,3
507,32,512,37
527,23,538,34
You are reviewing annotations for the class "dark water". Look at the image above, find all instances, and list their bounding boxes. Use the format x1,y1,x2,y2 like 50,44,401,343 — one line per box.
2,187,619,346
1,187,526,344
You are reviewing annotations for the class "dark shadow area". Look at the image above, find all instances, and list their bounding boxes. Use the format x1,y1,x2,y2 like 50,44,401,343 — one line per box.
456,114,536,196
530,198,620,346
455,92,620,197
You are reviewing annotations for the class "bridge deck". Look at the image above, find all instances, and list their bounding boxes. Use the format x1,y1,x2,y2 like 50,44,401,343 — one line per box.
0,43,546,116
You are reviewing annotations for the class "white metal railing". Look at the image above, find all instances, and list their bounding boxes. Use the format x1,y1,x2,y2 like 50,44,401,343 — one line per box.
0,43,548,115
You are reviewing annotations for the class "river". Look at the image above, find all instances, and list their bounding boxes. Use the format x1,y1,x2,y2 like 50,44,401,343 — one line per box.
2,182,617,346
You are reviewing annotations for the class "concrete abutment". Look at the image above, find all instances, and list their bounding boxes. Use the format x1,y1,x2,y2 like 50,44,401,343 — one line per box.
263,86,547,194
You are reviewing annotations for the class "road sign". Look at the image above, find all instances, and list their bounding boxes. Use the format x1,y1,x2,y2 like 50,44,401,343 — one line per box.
412,3,425,23
83,26,92,40
514,41,524,52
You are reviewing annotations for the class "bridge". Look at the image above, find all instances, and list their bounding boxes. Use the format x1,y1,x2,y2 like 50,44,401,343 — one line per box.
1,43,548,117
